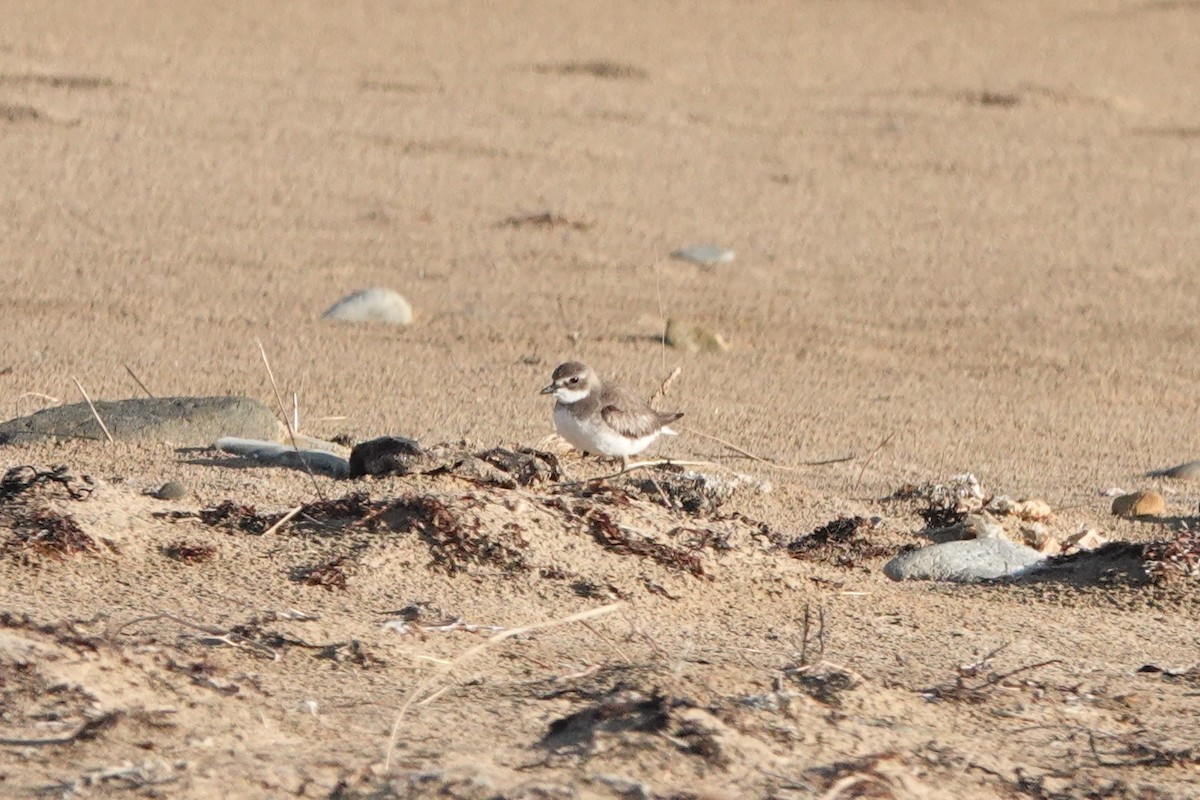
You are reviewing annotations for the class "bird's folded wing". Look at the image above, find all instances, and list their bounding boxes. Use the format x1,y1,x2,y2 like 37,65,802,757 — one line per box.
601,404,665,439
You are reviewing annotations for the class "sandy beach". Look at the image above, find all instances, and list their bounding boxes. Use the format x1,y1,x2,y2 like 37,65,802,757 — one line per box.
2,1,1199,797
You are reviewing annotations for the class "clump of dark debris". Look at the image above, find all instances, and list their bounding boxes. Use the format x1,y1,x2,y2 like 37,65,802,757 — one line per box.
474,446,563,487
780,663,858,707
787,516,890,567
153,456,774,588
158,493,382,536
190,500,270,534
0,464,95,503
290,558,349,590
885,473,986,530
623,466,765,514
1144,528,1200,583
161,541,217,563
0,465,99,561
384,494,529,574
588,510,705,576
578,504,707,578
539,688,725,766
348,437,562,488
3,506,98,561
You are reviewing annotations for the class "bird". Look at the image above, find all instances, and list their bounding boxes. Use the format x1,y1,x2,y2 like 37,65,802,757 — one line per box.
540,361,683,469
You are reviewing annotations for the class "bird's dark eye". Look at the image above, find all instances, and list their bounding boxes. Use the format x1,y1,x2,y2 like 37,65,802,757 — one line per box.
568,377,579,384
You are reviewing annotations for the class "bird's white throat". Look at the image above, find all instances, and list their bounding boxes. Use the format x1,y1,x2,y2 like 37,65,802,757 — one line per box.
553,386,590,404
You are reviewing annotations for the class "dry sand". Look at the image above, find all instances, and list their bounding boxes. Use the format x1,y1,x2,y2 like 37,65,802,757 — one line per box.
2,1,1199,797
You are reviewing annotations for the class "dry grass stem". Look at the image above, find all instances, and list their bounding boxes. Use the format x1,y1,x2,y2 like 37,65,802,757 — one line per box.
71,377,113,443
15,391,60,418
262,505,303,536
681,426,852,472
852,431,896,494
122,364,154,398
562,458,717,486
384,602,624,770
0,712,123,747
115,612,280,660
255,338,325,502
649,366,681,406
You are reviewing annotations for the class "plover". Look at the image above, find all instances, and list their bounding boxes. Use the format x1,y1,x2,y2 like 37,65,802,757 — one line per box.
540,361,683,469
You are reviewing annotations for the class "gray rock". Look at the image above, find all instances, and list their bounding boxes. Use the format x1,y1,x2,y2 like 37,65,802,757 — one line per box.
1147,460,1200,480
322,288,413,325
215,437,350,479
670,244,735,268
883,538,1046,582
151,480,188,501
0,396,281,446
348,436,429,477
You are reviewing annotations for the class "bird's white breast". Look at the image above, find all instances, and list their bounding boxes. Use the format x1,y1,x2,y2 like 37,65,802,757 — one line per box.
554,405,662,458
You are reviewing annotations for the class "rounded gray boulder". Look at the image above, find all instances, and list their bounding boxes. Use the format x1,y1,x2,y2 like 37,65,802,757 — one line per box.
884,538,1046,583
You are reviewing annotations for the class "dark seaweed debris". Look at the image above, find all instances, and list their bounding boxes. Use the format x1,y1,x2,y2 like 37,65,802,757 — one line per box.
385,495,529,574
787,516,890,567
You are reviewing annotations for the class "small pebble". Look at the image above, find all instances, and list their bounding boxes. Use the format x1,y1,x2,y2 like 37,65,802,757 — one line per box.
322,288,413,325
152,480,188,501
670,244,735,268
1111,490,1166,518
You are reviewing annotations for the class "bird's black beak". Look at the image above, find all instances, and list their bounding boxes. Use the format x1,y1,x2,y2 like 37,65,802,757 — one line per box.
539,383,556,395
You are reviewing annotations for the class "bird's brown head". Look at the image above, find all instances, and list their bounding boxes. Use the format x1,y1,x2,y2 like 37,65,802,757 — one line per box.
540,361,598,403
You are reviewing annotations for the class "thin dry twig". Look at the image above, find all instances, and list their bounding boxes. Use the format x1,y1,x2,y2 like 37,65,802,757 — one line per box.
556,458,717,487
384,602,624,770
262,505,303,536
653,257,668,374
0,712,122,747
122,364,154,398
15,391,60,419
796,604,827,667
114,612,280,660
970,659,1064,694
71,377,113,443
555,296,581,346
680,426,852,472
579,619,634,665
818,774,882,800
649,366,681,406
255,338,325,502
852,431,895,494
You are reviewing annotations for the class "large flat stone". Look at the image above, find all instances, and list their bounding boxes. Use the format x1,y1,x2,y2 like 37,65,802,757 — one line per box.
0,396,282,446
883,538,1046,583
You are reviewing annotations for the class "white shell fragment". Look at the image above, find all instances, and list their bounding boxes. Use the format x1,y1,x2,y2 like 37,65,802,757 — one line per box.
322,288,413,325
670,244,735,268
